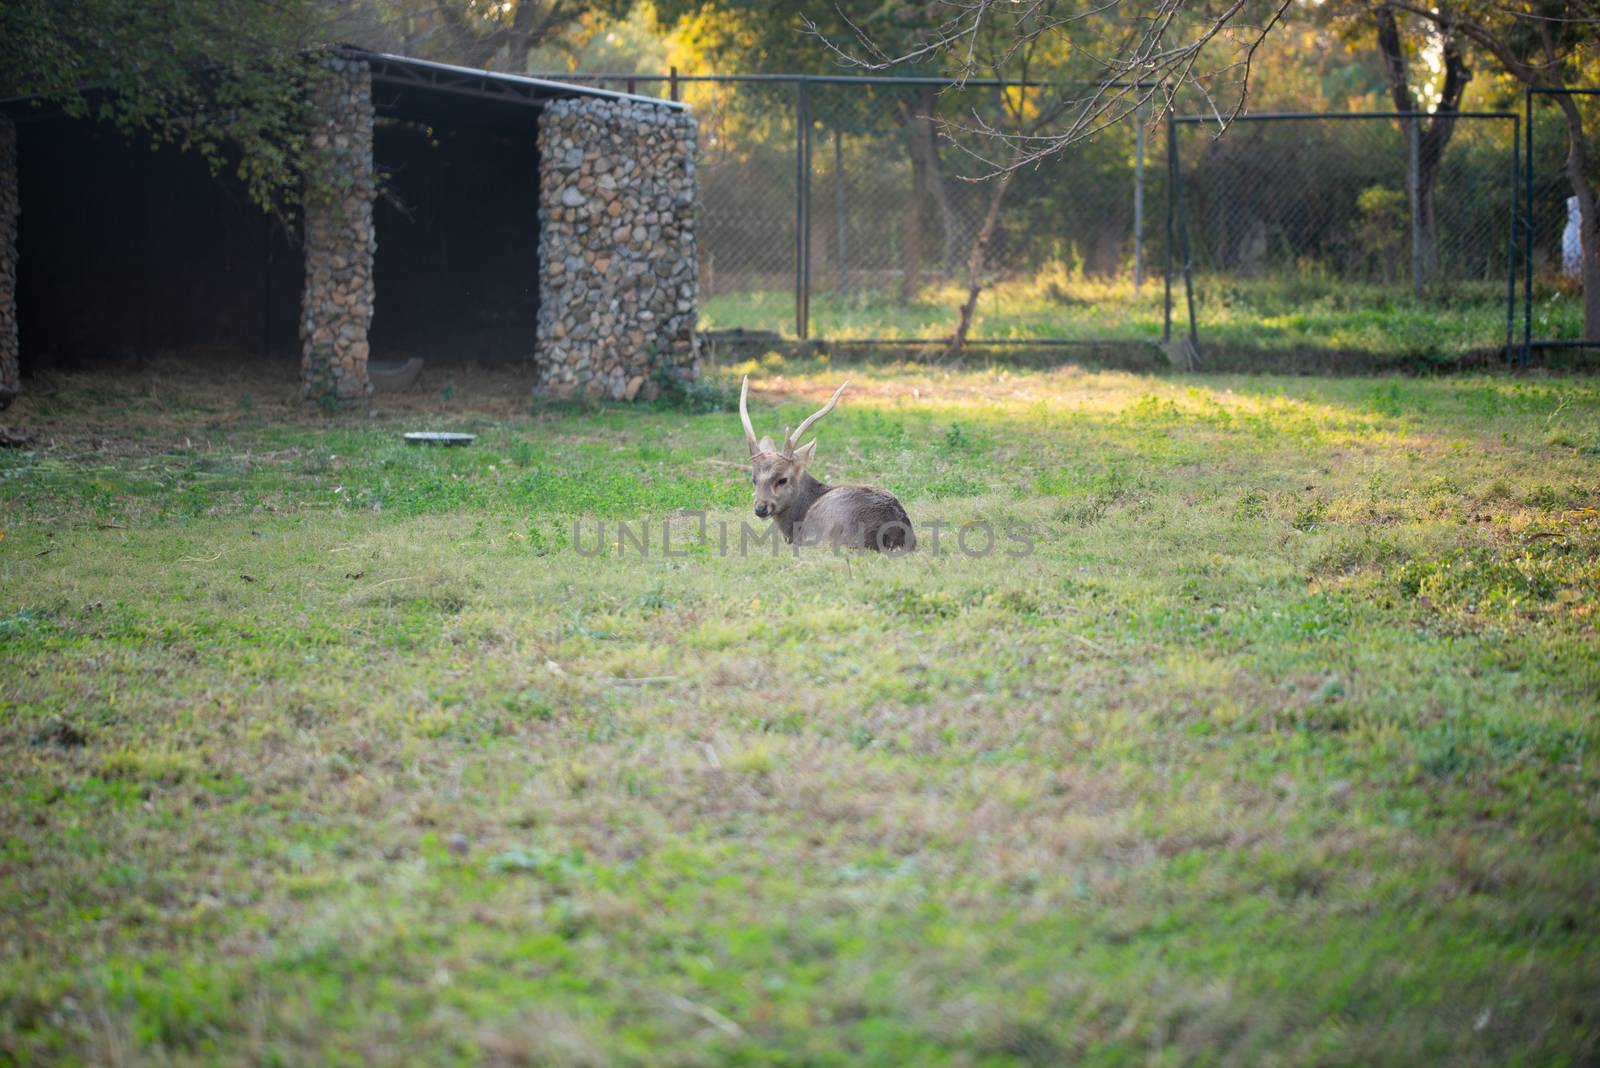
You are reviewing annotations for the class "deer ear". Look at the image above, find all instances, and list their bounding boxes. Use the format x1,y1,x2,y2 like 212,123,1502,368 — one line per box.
791,439,817,466
757,435,777,455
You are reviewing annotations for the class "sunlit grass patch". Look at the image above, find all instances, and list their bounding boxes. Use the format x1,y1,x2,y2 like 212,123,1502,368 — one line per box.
701,271,1584,365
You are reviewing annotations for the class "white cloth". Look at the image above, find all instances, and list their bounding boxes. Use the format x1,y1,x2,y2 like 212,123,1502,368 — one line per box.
1563,195,1582,276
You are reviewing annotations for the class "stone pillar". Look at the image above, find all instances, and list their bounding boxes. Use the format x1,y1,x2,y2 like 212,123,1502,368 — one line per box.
0,117,19,409
299,58,375,404
536,98,698,400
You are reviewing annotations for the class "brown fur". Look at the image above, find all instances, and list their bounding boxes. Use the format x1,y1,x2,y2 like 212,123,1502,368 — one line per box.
742,378,915,553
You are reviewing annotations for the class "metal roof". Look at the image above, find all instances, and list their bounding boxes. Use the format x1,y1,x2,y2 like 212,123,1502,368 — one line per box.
344,48,688,113
0,47,688,128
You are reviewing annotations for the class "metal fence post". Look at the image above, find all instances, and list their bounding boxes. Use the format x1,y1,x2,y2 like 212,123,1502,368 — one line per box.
1134,100,1146,294
803,81,813,340
1507,114,1518,362
1523,88,1534,366
795,78,812,341
1173,129,1199,359
1163,107,1175,343
1407,117,1423,299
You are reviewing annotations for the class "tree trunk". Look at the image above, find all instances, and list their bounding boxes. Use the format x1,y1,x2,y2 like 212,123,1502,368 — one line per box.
1416,168,1440,277
900,88,963,299
945,172,1014,361
1414,135,1445,279
896,98,934,306
1375,6,1469,284
1414,70,1465,280
1552,92,1600,340
906,86,960,276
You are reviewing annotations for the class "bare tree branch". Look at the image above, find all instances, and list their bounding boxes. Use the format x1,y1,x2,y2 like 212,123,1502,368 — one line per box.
803,0,1292,175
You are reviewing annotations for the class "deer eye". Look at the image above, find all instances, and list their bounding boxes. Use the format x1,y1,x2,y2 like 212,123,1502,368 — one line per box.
775,477,788,487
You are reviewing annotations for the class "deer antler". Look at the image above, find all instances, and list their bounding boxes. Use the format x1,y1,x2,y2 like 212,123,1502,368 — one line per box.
783,381,849,456
739,376,760,456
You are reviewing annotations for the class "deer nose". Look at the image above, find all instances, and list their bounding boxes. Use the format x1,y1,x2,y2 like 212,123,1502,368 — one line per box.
754,502,771,518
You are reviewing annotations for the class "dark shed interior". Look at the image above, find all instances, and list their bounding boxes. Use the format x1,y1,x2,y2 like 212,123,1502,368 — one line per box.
16,118,302,369
9,54,550,375
368,86,540,366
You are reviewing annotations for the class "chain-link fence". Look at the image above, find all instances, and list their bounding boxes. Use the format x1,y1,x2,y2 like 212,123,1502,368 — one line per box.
542,71,1543,362
551,73,1165,347
803,81,1171,347
1170,111,1518,361
1523,88,1600,357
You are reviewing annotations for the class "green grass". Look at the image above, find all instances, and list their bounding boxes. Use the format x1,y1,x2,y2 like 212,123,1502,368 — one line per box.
702,271,1587,364
3,357,1600,1065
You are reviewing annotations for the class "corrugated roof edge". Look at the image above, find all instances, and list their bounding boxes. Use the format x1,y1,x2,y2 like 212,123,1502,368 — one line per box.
339,47,690,112
0,46,690,117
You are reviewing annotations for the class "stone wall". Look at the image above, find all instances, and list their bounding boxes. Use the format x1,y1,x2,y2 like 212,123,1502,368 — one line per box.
536,98,698,400
0,117,18,409
299,58,375,403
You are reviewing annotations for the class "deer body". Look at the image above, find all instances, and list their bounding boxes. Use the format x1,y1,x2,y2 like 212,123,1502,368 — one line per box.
774,472,915,551
740,378,915,553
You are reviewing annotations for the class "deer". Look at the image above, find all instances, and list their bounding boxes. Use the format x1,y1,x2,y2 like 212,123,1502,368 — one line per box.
739,377,915,552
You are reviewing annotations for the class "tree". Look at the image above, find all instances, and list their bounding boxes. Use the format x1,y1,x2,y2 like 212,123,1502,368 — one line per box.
0,0,331,219
650,0,983,299
934,6,1072,358
1385,0,1600,339
330,0,631,72
802,0,1298,358
1373,4,1472,283
805,0,1299,173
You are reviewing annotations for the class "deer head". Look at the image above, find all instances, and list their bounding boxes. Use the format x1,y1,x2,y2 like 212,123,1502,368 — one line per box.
740,376,848,519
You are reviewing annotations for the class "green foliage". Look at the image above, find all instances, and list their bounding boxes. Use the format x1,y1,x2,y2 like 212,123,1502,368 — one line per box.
648,348,739,413
303,351,344,415
338,0,633,72
1356,185,1408,282
650,0,947,78
0,0,328,217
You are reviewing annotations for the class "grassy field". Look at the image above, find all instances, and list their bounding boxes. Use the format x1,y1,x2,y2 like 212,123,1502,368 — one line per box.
2,356,1599,1065
703,273,1588,365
